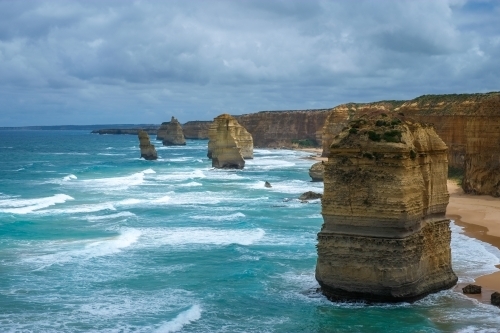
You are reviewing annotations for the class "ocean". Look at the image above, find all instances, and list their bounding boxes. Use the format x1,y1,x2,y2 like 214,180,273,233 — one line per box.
0,130,499,333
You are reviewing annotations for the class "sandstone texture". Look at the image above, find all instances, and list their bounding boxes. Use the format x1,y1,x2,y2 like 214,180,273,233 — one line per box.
183,121,212,139
138,130,158,160
208,114,253,169
208,114,253,161
236,109,330,148
309,162,324,182
160,117,186,146
316,114,457,302
321,92,500,197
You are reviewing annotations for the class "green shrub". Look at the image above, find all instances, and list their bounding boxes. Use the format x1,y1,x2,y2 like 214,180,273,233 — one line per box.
375,120,387,127
368,131,381,141
382,130,401,143
349,128,358,134
409,149,417,159
448,166,464,185
363,152,374,159
291,139,318,147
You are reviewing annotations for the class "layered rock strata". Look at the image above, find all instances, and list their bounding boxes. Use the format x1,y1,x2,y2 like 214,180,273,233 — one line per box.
316,114,457,302
321,92,500,197
138,130,158,160
183,121,212,139
208,114,253,161
209,114,252,169
236,109,330,148
309,162,324,182
160,117,186,146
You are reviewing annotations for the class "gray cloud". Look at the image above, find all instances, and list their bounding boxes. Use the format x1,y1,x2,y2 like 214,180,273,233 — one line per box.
0,0,498,126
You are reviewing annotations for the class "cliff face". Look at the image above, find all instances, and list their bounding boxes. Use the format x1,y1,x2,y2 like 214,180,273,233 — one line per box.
138,130,158,160
321,92,500,196
208,114,253,160
161,117,186,146
236,109,330,148
156,122,169,141
209,114,252,169
183,121,212,139
316,114,457,302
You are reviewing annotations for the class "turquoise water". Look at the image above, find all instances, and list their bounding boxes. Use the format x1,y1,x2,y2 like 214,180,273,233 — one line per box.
1,130,500,333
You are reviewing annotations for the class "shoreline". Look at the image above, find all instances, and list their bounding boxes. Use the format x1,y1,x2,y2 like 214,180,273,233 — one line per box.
447,180,500,298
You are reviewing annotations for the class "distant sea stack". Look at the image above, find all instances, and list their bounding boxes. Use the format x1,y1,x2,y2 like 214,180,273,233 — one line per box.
138,130,158,160
321,92,500,197
161,117,186,146
316,114,457,302
208,114,253,169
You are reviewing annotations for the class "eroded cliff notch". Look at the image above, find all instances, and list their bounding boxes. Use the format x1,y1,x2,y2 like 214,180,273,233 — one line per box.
208,114,253,169
138,130,158,160
316,114,457,302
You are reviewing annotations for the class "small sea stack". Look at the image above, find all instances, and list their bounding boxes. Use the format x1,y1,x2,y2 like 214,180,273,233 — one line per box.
309,161,324,182
162,117,186,146
316,114,457,302
138,130,158,160
208,114,253,169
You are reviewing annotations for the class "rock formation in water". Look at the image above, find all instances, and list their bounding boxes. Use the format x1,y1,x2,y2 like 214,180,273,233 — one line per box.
236,109,330,148
265,181,272,188
208,114,253,169
492,292,500,306
208,114,253,163
316,114,457,302
309,162,324,182
462,284,481,294
156,122,169,141
183,121,212,139
321,92,500,197
299,191,322,200
160,117,186,146
138,130,158,160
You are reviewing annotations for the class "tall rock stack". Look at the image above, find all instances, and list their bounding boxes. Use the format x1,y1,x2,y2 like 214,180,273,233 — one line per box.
316,114,457,302
156,122,169,141
162,117,186,146
208,114,253,169
138,130,158,160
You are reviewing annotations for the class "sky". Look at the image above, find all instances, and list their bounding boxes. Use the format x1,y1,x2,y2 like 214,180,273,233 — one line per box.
0,0,499,126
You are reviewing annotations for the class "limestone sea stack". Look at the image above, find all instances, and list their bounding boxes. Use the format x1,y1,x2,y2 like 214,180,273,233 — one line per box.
316,114,457,302
208,114,253,169
309,162,324,182
162,117,186,146
138,130,158,160
156,122,169,141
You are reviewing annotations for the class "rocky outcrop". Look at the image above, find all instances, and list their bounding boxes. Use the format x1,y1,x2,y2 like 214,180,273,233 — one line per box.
156,122,169,141
316,114,457,302
209,114,252,169
462,284,481,294
183,121,212,139
264,181,272,188
236,109,330,148
208,114,253,161
138,130,158,160
299,191,322,200
492,292,500,306
321,92,500,197
160,117,186,146
309,162,324,182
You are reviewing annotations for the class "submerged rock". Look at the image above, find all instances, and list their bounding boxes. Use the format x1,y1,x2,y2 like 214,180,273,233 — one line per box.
462,284,482,294
265,181,272,188
316,114,457,302
138,130,158,160
299,191,322,200
492,292,500,306
208,114,253,169
309,162,324,182
162,117,186,146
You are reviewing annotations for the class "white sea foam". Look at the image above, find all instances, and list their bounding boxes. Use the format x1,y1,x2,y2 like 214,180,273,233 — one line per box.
63,174,77,181
156,305,202,333
246,158,296,170
450,222,500,282
0,194,74,214
155,169,206,182
25,228,141,268
246,180,323,194
84,211,137,222
75,169,154,191
117,198,144,206
97,153,126,156
191,212,245,221
143,168,156,174
40,202,116,215
179,182,203,187
139,227,265,247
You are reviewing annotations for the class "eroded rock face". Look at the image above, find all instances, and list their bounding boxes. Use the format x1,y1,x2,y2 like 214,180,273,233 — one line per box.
309,162,324,182
183,121,212,139
208,114,252,169
161,117,186,146
316,114,457,302
321,92,500,197
156,122,169,141
138,130,158,160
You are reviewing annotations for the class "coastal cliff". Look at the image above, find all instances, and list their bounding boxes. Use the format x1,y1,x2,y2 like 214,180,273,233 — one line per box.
236,109,330,148
161,117,186,146
209,114,251,169
321,92,500,197
316,114,457,302
138,130,158,160
183,121,212,139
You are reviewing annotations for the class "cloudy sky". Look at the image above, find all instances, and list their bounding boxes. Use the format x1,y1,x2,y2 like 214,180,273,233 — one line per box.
1,0,499,126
